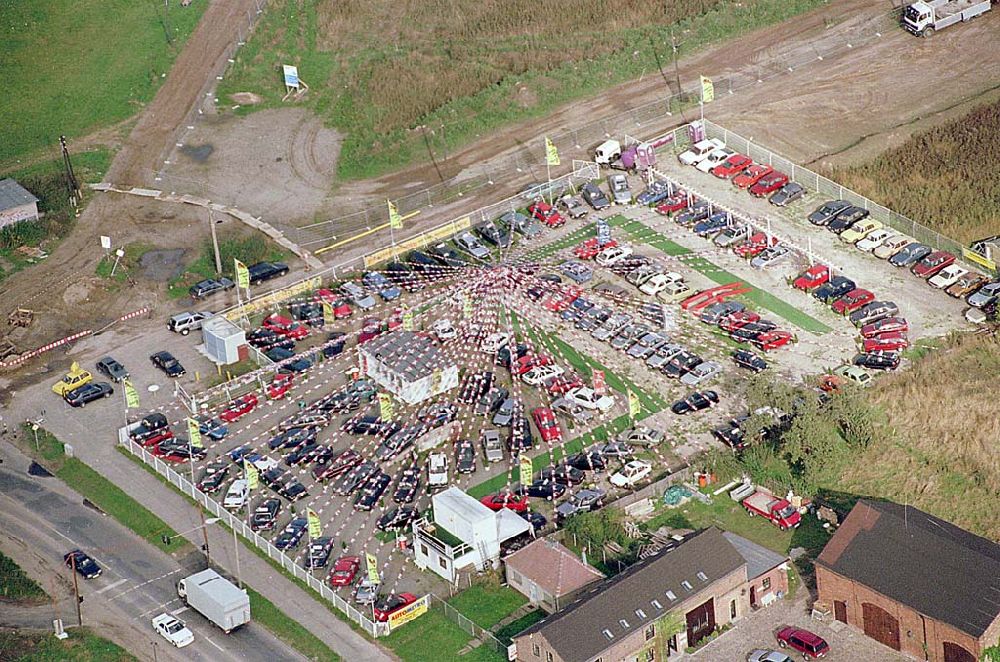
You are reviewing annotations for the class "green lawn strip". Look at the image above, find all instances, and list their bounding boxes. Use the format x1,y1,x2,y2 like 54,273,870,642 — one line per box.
525,224,596,262
382,607,506,662
245,587,341,661
0,551,47,602
446,585,527,629
0,628,137,662
494,608,547,645
611,217,832,334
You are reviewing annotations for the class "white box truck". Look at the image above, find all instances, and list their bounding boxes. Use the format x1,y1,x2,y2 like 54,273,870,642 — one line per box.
177,569,250,634
901,0,992,36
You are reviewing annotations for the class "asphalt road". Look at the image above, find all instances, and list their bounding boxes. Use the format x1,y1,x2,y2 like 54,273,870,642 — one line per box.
0,444,306,662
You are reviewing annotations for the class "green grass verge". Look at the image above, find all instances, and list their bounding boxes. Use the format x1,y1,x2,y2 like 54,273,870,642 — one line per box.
167,234,288,299
245,586,341,661
0,550,47,602
446,584,527,630
0,628,136,662
382,607,506,662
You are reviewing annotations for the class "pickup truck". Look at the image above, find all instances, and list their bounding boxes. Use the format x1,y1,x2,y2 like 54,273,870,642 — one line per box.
742,489,800,530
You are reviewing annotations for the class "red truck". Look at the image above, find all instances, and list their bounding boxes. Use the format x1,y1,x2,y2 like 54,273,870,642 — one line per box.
743,489,800,530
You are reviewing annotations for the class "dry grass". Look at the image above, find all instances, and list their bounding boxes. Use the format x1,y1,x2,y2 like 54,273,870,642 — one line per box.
839,333,1000,538
828,99,1000,244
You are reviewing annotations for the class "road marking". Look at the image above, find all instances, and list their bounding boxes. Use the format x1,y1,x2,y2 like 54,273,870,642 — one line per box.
95,578,129,594
204,636,225,652
139,598,181,619
170,606,189,616
108,568,181,601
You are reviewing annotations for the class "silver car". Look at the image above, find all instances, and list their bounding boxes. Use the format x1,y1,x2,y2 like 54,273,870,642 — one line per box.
609,174,632,205
340,282,377,309
354,577,380,605
968,280,1000,308
481,429,504,463
680,360,723,386
498,211,542,239
455,231,490,259
559,194,589,219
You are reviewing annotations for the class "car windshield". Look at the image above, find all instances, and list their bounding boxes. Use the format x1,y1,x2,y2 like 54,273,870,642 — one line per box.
166,621,184,634
777,504,796,518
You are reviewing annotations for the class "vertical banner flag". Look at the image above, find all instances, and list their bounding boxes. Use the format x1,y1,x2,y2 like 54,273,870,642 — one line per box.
592,370,606,395
628,390,641,418
123,379,140,409
244,459,259,490
235,259,250,292
322,301,335,327
431,368,443,394
187,418,203,449
388,200,403,230
519,454,532,487
366,553,380,583
545,137,560,167
700,76,714,104
378,393,394,422
402,309,414,331
462,293,473,318
307,508,322,538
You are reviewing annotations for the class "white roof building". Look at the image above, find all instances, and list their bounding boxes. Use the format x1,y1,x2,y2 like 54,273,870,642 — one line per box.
359,330,458,405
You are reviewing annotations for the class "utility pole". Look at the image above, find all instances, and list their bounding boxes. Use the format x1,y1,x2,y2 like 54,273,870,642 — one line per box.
59,136,81,207
669,30,683,99
70,555,82,626
208,209,222,274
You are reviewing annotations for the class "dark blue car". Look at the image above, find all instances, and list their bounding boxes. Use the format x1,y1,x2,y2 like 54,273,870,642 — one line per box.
635,180,671,206
693,212,730,237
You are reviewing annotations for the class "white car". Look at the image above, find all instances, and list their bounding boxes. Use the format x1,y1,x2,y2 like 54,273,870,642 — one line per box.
223,479,249,510
747,651,793,662
596,245,634,267
639,272,683,296
658,280,694,303
152,613,194,648
427,452,449,487
873,234,912,259
522,364,564,386
609,460,653,488
928,265,968,289
678,138,725,166
695,147,736,173
855,228,894,252
250,455,279,472
433,319,457,342
480,332,511,353
749,245,791,269
339,282,377,309
551,397,595,423
565,386,614,412
680,360,723,386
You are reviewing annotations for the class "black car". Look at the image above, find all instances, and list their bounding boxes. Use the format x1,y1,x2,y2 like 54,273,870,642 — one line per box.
520,511,547,532
334,461,379,496
95,356,129,382
854,351,900,371
393,466,421,504
807,200,850,226
827,206,869,233
458,370,495,404
274,517,308,550
476,221,512,249
64,550,101,579
496,343,531,369
580,182,611,210
671,390,720,415
268,427,316,451
354,471,392,511
377,506,418,531
732,349,768,373
407,250,439,274
313,449,362,481
889,242,932,268
662,351,702,379
247,328,295,351
248,261,289,285
730,321,777,344
813,276,857,303
539,464,585,486
196,459,230,493
427,243,466,268
305,536,335,569
150,351,185,377
712,420,747,451
250,498,282,531
518,479,567,500
278,478,308,502
189,277,235,299
261,467,289,489
507,417,534,454
284,442,325,466
561,297,593,323
290,302,324,328
674,203,711,227
475,387,509,416
130,412,168,441
375,425,424,461
769,182,805,207
417,402,458,428
64,381,113,407
322,332,347,359
343,415,384,435
454,440,477,474
157,438,206,461
699,301,745,325
565,451,607,471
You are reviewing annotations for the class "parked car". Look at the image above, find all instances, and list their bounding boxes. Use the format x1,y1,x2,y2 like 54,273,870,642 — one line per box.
769,181,805,206
328,556,361,587
748,651,792,662
189,277,234,299
860,316,908,337
748,171,788,197
476,221,512,248
872,234,913,259
840,219,883,244
223,479,249,510
609,460,653,488
480,492,530,513
827,206,869,233
250,498,282,531
617,425,664,447
671,390,719,414
372,593,419,622
362,271,401,301
732,349,768,372
531,407,562,443
855,228,894,252
750,245,791,269
454,439,477,474
927,264,967,289
889,242,932,267
812,276,856,304
554,488,605,521
564,386,614,412
775,626,829,659
792,265,830,291
376,506,418,532
64,549,102,579
678,138,725,166
635,179,672,205
680,360,722,386
498,210,542,238
518,479,567,500
559,194,589,218
528,201,565,228
454,231,490,259
247,261,289,285
696,147,736,173
354,471,392,511
539,464,585,486
168,311,213,336
968,280,1000,308
808,200,851,226
854,351,901,371
732,164,772,189
580,182,611,210
710,154,752,179
849,301,899,326
945,273,988,299
596,244,634,267
150,351,185,377
831,288,875,315
608,174,632,204
64,381,113,407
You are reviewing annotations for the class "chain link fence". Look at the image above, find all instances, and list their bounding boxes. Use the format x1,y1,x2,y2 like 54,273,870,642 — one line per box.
431,594,509,657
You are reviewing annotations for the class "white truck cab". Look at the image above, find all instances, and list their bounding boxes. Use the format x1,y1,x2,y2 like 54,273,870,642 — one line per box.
594,139,622,166
902,0,992,36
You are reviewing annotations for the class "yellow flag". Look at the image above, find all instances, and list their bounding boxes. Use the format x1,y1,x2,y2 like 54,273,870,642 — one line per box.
235,259,250,291
700,76,714,104
545,137,560,167
462,294,473,318
378,393,394,422
187,418,203,449
431,368,443,394
244,460,259,490
402,310,414,331
366,553,380,583
123,379,140,409
628,390,641,418
388,200,403,230
70,361,80,373
322,301,335,327
519,454,533,487
307,508,322,538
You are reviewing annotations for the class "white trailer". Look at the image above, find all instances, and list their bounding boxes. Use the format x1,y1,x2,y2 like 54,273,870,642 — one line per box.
593,139,622,166
901,0,993,36
177,569,250,634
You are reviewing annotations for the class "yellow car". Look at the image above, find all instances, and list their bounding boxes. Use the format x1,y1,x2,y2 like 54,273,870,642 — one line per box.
657,280,695,303
840,219,883,244
52,362,93,396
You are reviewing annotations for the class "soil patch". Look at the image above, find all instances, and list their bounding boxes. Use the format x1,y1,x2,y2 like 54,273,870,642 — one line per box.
179,143,214,163
230,92,263,105
139,249,188,282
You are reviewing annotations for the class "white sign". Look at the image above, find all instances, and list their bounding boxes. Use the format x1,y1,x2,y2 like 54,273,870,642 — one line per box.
115,248,125,257
282,64,300,90
100,236,112,249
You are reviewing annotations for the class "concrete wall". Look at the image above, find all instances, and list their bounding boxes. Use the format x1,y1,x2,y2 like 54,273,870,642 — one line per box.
0,202,39,229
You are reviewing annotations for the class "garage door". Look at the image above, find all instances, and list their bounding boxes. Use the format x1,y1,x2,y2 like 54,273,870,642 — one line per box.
862,603,900,651
943,642,976,662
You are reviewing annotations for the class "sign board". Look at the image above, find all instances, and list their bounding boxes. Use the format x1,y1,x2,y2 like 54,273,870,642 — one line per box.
100,236,112,249
592,370,606,395
596,219,612,247
366,553,380,583
962,247,997,273
363,217,472,268
282,64,300,90
388,594,429,630
225,277,322,320
519,455,532,487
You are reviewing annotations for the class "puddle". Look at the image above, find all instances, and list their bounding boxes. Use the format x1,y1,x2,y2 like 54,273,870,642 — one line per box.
180,143,214,163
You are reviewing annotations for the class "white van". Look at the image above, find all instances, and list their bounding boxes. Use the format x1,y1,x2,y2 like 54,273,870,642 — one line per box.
223,479,249,510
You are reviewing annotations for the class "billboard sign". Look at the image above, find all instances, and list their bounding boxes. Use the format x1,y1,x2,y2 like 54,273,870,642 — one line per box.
388,594,429,630
282,64,300,90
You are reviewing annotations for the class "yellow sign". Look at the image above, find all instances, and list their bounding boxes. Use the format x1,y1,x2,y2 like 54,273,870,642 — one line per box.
378,393,394,422
700,76,714,104
431,368,443,394
307,508,322,538
244,460,259,490
462,293,473,318
628,390,641,418
402,310,414,331
123,379,140,409
962,247,997,273
362,217,472,268
187,418,203,449
366,553,380,583
388,594,430,630
519,455,533,487
388,200,403,230
545,137,560,167
225,277,322,320
235,259,250,291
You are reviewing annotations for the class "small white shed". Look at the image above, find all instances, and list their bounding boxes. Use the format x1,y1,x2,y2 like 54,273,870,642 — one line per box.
202,315,246,365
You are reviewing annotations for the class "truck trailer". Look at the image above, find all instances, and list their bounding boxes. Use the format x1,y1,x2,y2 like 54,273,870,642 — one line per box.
901,0,993,36
177,569,250,633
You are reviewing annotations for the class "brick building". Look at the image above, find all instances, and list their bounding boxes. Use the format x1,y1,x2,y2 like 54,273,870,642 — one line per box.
816,500,1000,662
513,528,788,661
0,178,39,230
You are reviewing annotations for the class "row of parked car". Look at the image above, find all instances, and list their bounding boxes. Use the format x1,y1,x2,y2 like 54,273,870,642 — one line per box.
678,138,804,206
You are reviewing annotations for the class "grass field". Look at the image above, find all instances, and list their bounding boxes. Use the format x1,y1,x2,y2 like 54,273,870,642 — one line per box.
0,1,205,168
0,628,136,662
218,0,828,180
446,584,527,630
0,551,47,602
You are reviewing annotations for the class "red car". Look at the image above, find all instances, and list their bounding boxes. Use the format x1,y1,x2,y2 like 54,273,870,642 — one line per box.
792,264,830,291
267,373,293,399
710,154,752,178
328,555,361,587
749,171,789,197
315,290,353,318
753,330,794,351
719,310,760,332
531,407,562,443
574,237,617,260
263,314,309,340
860,316,908,338
513,354,552,376
734,232,777,258
542,287,581,313
911,250,955,278
479,492,530,513
776,626,829,659
863,332,909,353
528,201,565,228
831,288,875,315
545,372,584,395
219,393,259,423
357,317,383,344
138,429,174,448
732,164,772,189
373,592,419,622
655,193,688,215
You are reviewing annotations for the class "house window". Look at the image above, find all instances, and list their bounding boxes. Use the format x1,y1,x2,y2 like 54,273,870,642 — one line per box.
619,619,630,629
645,648,655,662
532,644,540,657
696,571,708,582
645,624,655,641
546,652,553,662
651,600,663,610
681,580,693,592
602,629,614,640
420,544,429,556
762,577,771,590
635,609,646,620
730,599,737,619
438,557,447,570
665,590,677,601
